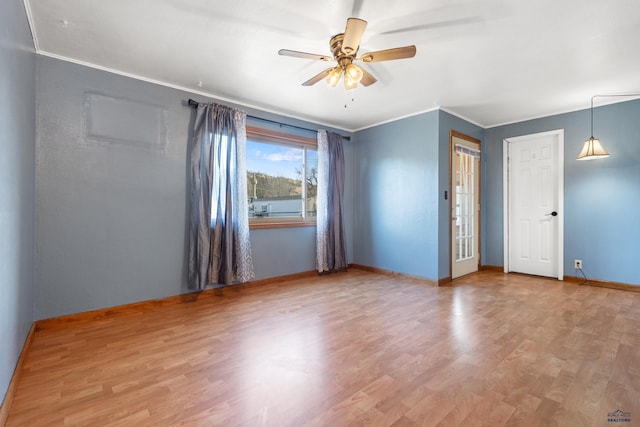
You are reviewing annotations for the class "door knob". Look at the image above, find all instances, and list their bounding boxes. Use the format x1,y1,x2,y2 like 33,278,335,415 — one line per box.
545,211,558,216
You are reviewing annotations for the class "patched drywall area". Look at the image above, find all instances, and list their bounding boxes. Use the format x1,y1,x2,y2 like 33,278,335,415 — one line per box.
84,93,167,151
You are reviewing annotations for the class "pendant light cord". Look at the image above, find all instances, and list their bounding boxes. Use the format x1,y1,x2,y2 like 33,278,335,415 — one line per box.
590,94,640,139
590,96,594,138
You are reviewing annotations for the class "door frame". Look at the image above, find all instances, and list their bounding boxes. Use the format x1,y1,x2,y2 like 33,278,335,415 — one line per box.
449,130,482,280
503,129,564,280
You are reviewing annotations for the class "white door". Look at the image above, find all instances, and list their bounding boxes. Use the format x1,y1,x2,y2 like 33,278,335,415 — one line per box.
504,130,564,279
451,132,481,279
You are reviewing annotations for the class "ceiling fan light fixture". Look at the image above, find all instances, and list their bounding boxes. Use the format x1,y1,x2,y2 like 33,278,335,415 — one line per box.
326,67,342,87
345,63,364,84
343,73,358,90
279,17,417,89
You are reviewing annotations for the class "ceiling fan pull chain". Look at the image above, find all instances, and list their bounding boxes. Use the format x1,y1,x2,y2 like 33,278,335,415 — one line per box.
343,87,357,108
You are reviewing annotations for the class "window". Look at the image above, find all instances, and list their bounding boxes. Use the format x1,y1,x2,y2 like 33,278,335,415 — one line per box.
245,126,318,229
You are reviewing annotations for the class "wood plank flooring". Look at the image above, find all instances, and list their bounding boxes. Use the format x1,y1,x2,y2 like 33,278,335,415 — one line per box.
7,270,640,426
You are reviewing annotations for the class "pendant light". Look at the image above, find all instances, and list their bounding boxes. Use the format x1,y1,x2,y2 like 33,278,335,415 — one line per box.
577,96,609,160
578,94,640,160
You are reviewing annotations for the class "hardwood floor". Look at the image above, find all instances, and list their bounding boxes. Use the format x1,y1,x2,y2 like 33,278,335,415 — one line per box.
7,270,640,426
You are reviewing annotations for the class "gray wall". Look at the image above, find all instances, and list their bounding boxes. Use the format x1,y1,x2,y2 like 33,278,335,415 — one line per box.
0,0,36,405
35,56,353,320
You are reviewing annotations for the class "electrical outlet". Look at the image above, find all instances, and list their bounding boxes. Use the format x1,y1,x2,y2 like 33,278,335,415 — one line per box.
574,259,583,269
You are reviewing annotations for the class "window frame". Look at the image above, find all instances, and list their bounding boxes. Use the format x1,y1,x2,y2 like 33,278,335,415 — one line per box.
246,126,318,230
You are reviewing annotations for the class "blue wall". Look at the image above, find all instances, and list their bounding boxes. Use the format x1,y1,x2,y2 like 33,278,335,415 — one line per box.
484,99,640,285
353,112,440,279
35,56,353,320
0,0,36,405
352,110,483,281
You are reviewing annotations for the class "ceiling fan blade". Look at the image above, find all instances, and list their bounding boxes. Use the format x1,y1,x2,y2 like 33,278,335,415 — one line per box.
359,68,377,87
302,68,333,86
278,49,332,61
359,45,417,63
351,0,364,16
379,17,481,35
342,18,367,55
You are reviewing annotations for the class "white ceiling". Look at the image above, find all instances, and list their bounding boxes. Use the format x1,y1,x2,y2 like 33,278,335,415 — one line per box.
24,0,640,131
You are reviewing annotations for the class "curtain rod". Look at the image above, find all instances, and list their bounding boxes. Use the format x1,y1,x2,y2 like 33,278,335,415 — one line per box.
187,99,350,141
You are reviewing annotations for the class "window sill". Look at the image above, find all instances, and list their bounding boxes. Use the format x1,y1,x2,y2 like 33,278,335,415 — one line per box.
249,218,316,229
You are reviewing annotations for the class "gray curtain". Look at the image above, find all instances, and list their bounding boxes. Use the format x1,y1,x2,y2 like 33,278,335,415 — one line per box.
189,103,254,289
316,130,347,272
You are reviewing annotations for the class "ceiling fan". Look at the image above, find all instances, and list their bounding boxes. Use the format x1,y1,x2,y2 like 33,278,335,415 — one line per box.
278,17,417,90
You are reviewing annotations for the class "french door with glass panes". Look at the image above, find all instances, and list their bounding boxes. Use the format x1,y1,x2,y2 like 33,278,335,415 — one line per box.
451,132,481,279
